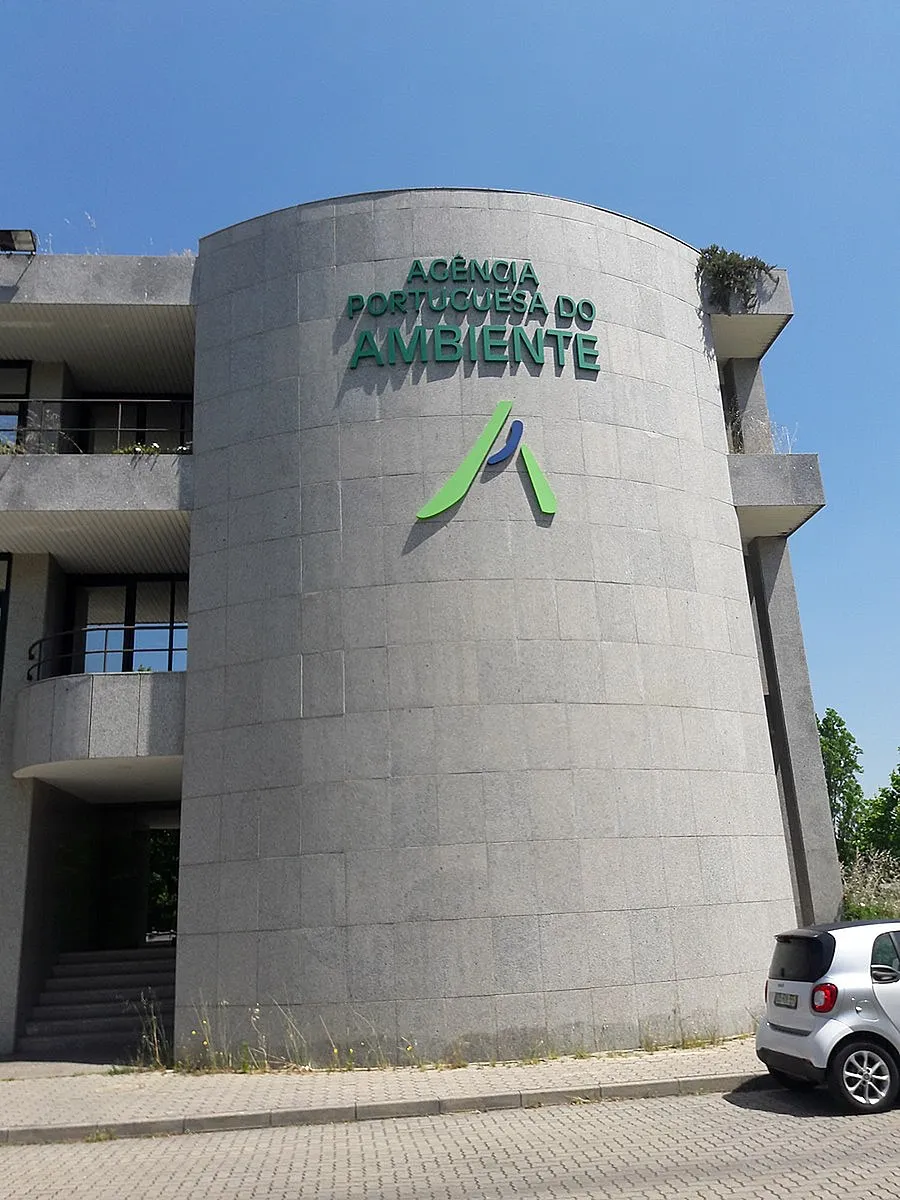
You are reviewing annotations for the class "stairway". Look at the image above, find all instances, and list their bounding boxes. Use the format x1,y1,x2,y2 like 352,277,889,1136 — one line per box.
17,945,176,1063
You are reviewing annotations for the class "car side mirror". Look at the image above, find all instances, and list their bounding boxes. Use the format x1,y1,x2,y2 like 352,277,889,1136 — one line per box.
871,965,900,984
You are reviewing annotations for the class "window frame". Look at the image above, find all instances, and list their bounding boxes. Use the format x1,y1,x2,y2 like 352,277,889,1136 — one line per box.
64,572,188,675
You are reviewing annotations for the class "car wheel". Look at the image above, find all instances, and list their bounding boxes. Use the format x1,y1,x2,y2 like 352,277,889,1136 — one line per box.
827,1041,900,1113
767,1066,815,1091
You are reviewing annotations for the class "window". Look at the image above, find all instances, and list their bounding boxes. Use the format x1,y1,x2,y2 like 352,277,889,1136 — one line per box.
0,404,19,446
73,576,187,674
0,363,29,398
0,361,28,448
871,933,900,972
84,397,192,453
769,933,835,982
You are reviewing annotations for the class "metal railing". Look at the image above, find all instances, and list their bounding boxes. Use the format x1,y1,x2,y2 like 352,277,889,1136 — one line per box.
1,400,192,456
27,623,188,681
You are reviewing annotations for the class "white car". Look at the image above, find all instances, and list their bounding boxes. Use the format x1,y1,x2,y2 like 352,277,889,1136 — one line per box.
756,920,900,1112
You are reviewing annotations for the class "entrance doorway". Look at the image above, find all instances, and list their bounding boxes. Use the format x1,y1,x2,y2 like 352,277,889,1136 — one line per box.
17,793,181,1060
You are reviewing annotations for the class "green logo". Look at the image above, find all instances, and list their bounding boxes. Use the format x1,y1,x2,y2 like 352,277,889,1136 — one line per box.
417,402,557,520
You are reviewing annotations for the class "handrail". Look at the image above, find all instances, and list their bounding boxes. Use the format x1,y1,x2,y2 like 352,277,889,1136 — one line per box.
27,623,188,681
1,429,192,456
3,398,192,456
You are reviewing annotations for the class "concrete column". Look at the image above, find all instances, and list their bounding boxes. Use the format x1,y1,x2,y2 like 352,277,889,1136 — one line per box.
0,554,56,1052
723,359,774,454
747,537,842,923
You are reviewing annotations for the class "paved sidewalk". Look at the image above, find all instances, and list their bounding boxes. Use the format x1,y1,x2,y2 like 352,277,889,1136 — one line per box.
0,1037,768,1145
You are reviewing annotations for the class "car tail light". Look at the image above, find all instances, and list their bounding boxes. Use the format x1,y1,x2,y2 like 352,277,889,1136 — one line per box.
811,983,838,1013
764,979,769,1003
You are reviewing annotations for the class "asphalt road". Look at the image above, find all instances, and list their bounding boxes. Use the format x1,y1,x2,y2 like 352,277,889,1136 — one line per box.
2,1085,899,1199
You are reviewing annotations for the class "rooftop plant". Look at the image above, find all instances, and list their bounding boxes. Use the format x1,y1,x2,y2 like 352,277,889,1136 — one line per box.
696,244,774,312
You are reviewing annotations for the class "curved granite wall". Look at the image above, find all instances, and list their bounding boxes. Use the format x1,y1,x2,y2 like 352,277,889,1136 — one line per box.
177,189,795,1062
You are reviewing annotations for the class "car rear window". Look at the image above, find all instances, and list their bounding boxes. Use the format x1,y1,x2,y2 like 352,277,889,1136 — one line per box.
769,933,836,982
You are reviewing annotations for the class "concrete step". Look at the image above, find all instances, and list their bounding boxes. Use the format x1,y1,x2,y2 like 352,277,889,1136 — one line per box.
15,1032,150,1063
38,984,175,1006
52,958,176,979
58,947,175,964
44,972,175,992
25,1014,152,1038
31,1000,175,1022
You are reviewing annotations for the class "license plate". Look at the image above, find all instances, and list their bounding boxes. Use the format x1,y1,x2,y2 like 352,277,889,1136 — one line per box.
773,991,798,1009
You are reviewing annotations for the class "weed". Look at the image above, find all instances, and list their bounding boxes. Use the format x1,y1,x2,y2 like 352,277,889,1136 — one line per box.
84,1128,116,1143
437,1043,469,1069
128,991,172,1070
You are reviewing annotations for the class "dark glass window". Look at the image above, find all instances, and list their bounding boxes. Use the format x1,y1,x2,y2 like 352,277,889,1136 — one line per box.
872,933,900,971
0,363,28,398
769,933,836,982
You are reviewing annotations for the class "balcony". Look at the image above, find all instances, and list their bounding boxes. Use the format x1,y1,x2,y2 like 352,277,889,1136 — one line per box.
12,671,185,802
708,268,793,361
0,254,195,397
0,438,191,573
729,453,825,540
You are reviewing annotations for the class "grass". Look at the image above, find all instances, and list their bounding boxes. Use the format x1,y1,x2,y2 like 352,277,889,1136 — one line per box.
842,851,900,919
126,994,744,1075
84,1128,117,1143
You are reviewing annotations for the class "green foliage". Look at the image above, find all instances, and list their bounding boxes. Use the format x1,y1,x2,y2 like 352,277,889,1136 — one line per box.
863,762,900,859
112,442,161,456
819,711,900,915
818,708,868,862
696,244,774,312
147,829,179,932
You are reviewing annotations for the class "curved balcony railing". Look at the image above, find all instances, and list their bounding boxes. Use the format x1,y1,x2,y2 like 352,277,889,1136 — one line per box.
27,623,188,682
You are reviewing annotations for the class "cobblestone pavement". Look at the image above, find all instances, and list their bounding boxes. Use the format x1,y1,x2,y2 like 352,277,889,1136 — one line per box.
0,1040,758,1133
2,1086,899,1199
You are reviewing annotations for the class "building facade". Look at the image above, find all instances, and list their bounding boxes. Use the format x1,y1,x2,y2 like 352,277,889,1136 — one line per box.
0,190,841,1063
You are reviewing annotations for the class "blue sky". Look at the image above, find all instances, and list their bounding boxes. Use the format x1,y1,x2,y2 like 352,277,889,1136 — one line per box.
7,1,899,788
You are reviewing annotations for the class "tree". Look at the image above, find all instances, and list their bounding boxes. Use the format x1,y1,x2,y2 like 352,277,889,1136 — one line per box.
817,708,867,862
865,759,900,860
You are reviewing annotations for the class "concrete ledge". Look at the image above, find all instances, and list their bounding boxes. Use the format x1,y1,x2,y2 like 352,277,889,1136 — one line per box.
729,453,825,540
521,1086,602,1107
601,1079,681,1100
270,1105,356,1127
184,1111,271,1134
439,1091,522,1114
0,255,194,307
0,453,191,513
0,1072,770,1145
356,1099,441,1121
0,455,191,573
